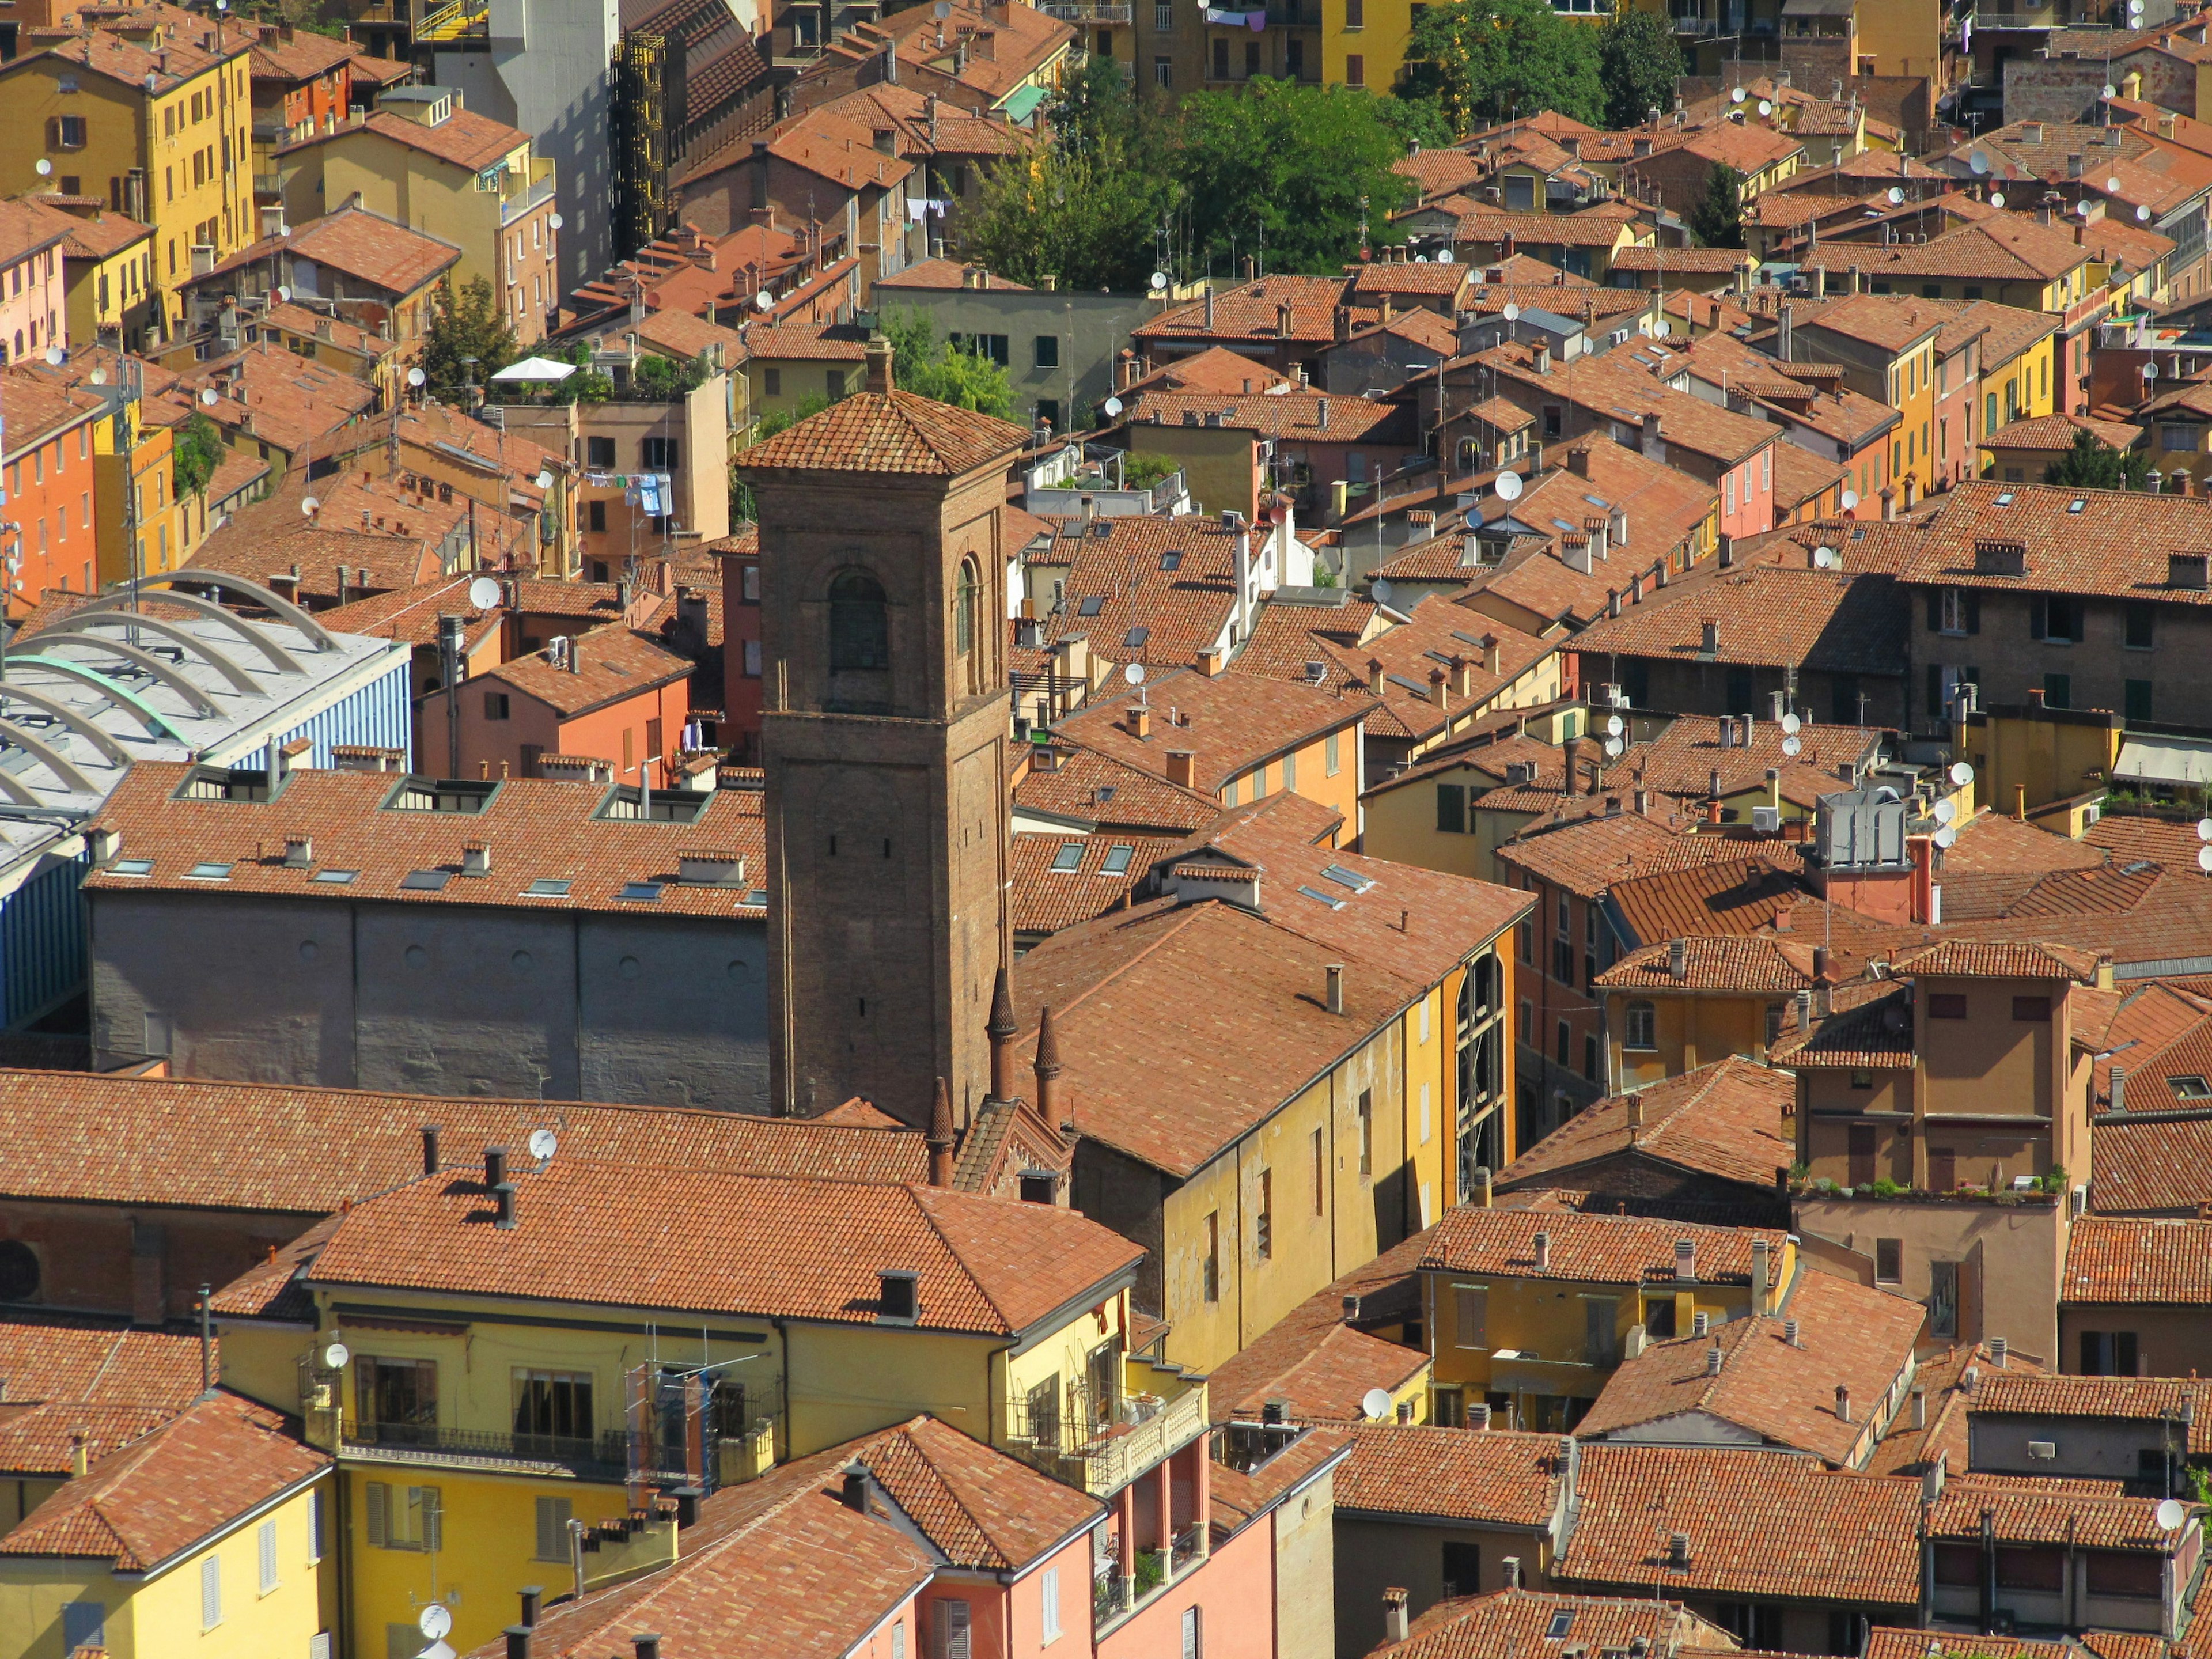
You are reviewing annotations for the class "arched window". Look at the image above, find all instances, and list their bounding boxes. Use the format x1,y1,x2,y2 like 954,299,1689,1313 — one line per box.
955,558,982,695
1624,999,1657,1051
828,569,888,672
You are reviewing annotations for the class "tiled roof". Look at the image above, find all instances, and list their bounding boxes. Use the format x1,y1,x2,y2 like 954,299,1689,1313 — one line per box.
1451,213,1635,249
1797,215,2089,284
737,387,1026,475
1133,275,1349,346
1054,666,1362,796
1010,830,1176,937
1349,262,1472,297
329,108,532,173
1553,1445,1922,1604
1382,1590,1724,1659
479,627,692,718
1207,1224,1433,1423
0,366,105,453
247,24,358,78
846,1414,1100,1570
873,258,1031,291
1418,1206,1789,1287
0,198,74,267
1928,1480,2191,1550
1867,1342,2034,1478
199,203,460,298
1987,410,2144,452
1472,339,1778,469
0,1065,923,1216
1970,1372,2212,1454
1013,738,1224,834
1770,982,1915,1069
316,577,499,651
311,1162,1143,1335
1496,815,1774,900
1607,858,1810,944
2092,1112,2212,1215
176,342,380,457
1865,1631,2070,1659
1895,479,2212,605
1892,938,2107,982
84,763,775,921
1566,566,1907,675
1207,1423,1353,1535
1575,1271,1925,1466
0,1319,211,1477
2065,1215,2212,1305
1121,386,1406,444
1499,1056,1794,1193
25,7,245,94
1120,344,1288,396
1335,1425,1564,1525
1608,245,1758,274
1037,516,1251,673
1596,934,1827,994
740,322,870,361
0,1391,325,1571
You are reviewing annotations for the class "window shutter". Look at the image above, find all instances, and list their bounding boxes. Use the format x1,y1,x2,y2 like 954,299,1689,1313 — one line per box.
308,1488,325,1562
365,1480,389,1549
414,1486,443,1553
1965,591,1980,634
536,1496,573,1562
201,1555,222,1628
1183,1605,1203,1659
1041,1567,1060,1640
259,1518,279,1592
1926,591,1941,632
309,1634,332,1659
2029,595,2047,640
937,1599,972,1659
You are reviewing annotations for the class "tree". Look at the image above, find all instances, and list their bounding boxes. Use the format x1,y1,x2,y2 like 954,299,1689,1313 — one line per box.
549,342,614,406
960,134,1178,291
420,276,518,401
1173,81,1418,272
1397,0,1603,136
2044,427,2150,490
880,308,1014,417
171,413,225,498
1596,10,1684,131
633,353,709,400
1688,162,1744,248
1377,93,1457,153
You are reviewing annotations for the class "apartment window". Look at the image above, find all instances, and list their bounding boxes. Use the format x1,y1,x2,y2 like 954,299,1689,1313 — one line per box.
1519,998,1532,1043
1556,1018,1570,1066
1255,1168,1272,1259
1282,749,1296,791
1346,0,1364,22
1325,730,1341,775
1436,782,1466,832
513,1370,594,1449
2030,594,2081,644
258,1518,279,1593
1025,1373,1062,1447
828,368,847,399
586,436,616,467
1518,922,1532,964
1583,1034,1598,1081
1764,1003,1786,1048
1585,1296,1620,1365
1420,1081,1432,1143
934,1599,974,1659
1927,994,1967,1020
1929,1259,1959,1336
1154,55,1172,86
201,1556,222,1630
1624,1000,1656,1051
588,499,607,533
2161,423,2199,452
2126,679,2154,725
762,366,783,397
2081,1330,2139,1376
1936,588,1978,635
535,1496,573,1562
60,1604,104,1654
2124,602,2156,650
641,436,680,469
2044,671,2071,709
308,1489,325,1562
1041,1567,1063,1642
1034,335,1060,370
357,1357,436,1442
483,692,510,721
2012,996,2051,1022
1183,1607,1203,1659
1312,1126,1325,1214
365,1482,443,1551
1156,0,1172,24
1357,1089,1373,1176
1442,1540,1481,1597
1211,36,1229,77
1849,1124,1877,1188
1643,1296,1677,1338
1344,52,1365,84
48,115,88,150
1203,1210,1220,1301
1929,1147,1956,1192
1875,1238,1902,1284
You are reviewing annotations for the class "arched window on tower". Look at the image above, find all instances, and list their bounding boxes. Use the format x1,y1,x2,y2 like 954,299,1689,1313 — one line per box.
955,556,980,694
829,569,889,672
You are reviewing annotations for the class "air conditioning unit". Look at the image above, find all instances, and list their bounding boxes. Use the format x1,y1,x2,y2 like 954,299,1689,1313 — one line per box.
2027,1440,2058,1460
1752,805,1782,833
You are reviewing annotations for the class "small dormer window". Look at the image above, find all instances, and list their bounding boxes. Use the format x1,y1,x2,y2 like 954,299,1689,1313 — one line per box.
877,1271,919,1323
2172,1075,2212,1100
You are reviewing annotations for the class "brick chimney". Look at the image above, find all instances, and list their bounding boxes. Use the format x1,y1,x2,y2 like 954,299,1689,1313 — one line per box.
865,335,894,394
1033,1006,1065,1123
1166,750,1197,788
926,1076,955,1186
987,967,1018,1102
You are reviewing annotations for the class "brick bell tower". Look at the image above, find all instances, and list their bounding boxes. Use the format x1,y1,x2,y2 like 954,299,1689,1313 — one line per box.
739,339,1026,1126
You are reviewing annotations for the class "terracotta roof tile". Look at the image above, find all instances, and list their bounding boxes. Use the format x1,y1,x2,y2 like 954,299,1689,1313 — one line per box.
1969,1371,2212,1455
1597,934,1827,994
310,1162,1143,1334
1214,1325,1427,1425
479,627,692,718
1014,738,1224,834
1500,1056,1795,1193
2092,1112,2212,1215
198,203,460,298
175,341,380,457
1892,938,2108,982
1388,1590,1728,1659
0,1319,211,1477
1866,1342,2035,1478
737,387,1025,474
1987,411,2145,451
320,107,531,173
1929,1479,2192,1550
1010,830,1176,937
1770,982,1916,1069
1567,566,1908,675
740,321,870,361
1336,1425,1564,1525
1055,666,1362,796
1207,1225,1434,1423
1122,386,1408,444
2065,1215,2212,1304
1798,215,2090,285
1133,275,1349,346
1418,1206,1789,1287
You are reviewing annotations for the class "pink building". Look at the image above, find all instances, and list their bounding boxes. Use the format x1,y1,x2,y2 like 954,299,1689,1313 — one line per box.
0,199,70,364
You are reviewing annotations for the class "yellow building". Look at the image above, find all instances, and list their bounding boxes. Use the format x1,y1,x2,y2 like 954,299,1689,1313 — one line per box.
1417,1203,1796,1431
0,1391,333,1659
738,323,869,438
0,3,256,343
1597,934,1829,1092
1794,296,1942,506
1013,802,1529,1374
212,1161,1147,1659
54,202,157,351
1358,707,1592,885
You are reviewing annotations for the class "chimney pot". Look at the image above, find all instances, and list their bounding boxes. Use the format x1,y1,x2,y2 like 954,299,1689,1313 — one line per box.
1472,1402,1493,1429
840,1461,870,1513
1835,1384,1851,1423
1503,1555,1522,1588
1910,1387,1926,1430
1533,1230,1551,1269
633,1637,663,1659
421,1123,441,1176
520,1586,544,1628
1692,1309,1710,1336
1706,1343,1724,1376
493,1182,517,1229
1668,939,1688,980
506,1628,533,1659
1326,963,1346,1015
1384,1588,1411,1645
283,834,313,868
1785,1317,1802,1347
1991,1336,2009,1368
1668,1532,1691,1567
1675,1238,1695,1279
1166,749,1197,789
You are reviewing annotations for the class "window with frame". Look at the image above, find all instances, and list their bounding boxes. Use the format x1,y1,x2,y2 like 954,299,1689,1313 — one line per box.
1041,1566,1063,1641
1927,993,1967,1020
357,1357,437,1444
483,691,509,720
201,1556,222,1630
364,1482,443,1551
513,1369,595,1452
535,1495,573,1562
1255,1168,1273,1259
1357,1089,1373,1175
1034,335,1060,369
1024,1372,1062,1448
1312,1127,1325,1214
60,1604,104,1653
1875,1238,1902,1283
2124,602,2156,649
258,1518,279,1593
828,569,889,672
934,1598,974,1659
1182,1607,1203,1659
586,435,616,467
1624,999,1656,1050
1436,782,1466,832
1203,1210,1219,1301
640,435,679,469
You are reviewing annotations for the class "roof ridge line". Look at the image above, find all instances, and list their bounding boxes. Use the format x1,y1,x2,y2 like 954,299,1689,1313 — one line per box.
899,1424,1012,1569
907,1185,1015,1336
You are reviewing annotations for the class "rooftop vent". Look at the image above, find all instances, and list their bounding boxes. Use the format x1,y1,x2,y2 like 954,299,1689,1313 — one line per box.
1675,1238,1696,1281
1667,1532,1691,1569
678,850,748,887
387,776,497,814
1705,1343,1724,1376
1972,538,2028,577
2169,551,2210,591
282,835,313,869
460,842,492,878
1784,1317,1801,1347
1533,1230,1551,1269
877,1270,919,1324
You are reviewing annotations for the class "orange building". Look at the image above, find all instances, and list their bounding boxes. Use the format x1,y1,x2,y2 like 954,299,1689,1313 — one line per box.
416,624,693,783
0,362,108,612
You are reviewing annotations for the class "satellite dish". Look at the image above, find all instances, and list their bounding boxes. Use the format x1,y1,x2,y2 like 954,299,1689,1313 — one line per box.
548,214,563,230
1502,302,1522,322
2200,847,2212,875
934,0,952,14
2107,176,2123,193
1781,713,1801,735
88,368,107,386
408,368,427,388
2146,361,2160,381
1934,824,1959,849
301,497,320,516
276,285,290,303
2139,205,2152,221
1970,151,1990,176
1494,471,1524,501
1840,488,1859,510
1782,735,1802,757
468,575,502,611
1149,271,1169,291
753,289,774,311
1604,737,1624,757
1436,249,1454,264
1123,662,1146,685
1361,1387,1393,1421
34,160,52,177
1102,396,1123,418
2196,817,2212,842
417,1605,454,1642
535,468,554,490
1934,797,1957,825
1758,99,1773,116
2104,84,2119,99
1949,761,1975,786
199,387,219,406
1414,252,1430,264
1888,187,1906,206
323,1340,350,1369
2158,1499,2188,1531
1989,192,2006,210
528,1127,559,1161
43,344,63,366
1606,714,1624,737
1732,86,1747,103
1654,319,1672,339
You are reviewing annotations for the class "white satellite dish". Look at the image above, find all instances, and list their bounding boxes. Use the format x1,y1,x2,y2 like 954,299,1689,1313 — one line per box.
1604,737,1624,757
1150,271,1169,291
199,387,219,406
2107,176,2123,193
1654,320,1672,339
934,0,952,14
1887,187,1906,206
1414,252,1430,264
1437,249,1455,264
1361,1387,1393,1421
754,289,774,311
276,285,290,303
1780,713,1801,735
535,469,554,490
1934,824,1958,849
1989,192,2006,209
2196,817,2212,842
528,1127,559,1161
1102,396,1123,418
1970,152,1990,176
43,345,63,366
35,160,52,177
1949,761,1975,787
1495,471,1524,501
2146,361,2160,381
1502,302,1522,322
408,368,426,388
548,214,563,230
1934,797,1957,826
2160,1497,2190,1531
301,497,320,516
2104,84,2119,99
1840,488,1860,510
2139,206,2152,221
1732,86,1747,103
1606,714,1624,737
2200,847,2212,875
1123,662,1146,685
468,575,502,611
1782,735,1802,757
323,1340,350,1369
1758,100,1773,116
88,368,107,386
418,1605,453,1642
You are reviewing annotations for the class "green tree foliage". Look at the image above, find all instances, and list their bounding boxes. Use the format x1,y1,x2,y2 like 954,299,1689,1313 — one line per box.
1688,163,1744,248
752,394,830,444
549,340,615,406
1398,0,1603,136
1172,81,1417,272
1596,10,1684,130
632,353,709,400
421,277,518,400
961,135,1176,291
2044,427,2151,490
1376,93,1457,152
880,308,1014,417
171,413,225,498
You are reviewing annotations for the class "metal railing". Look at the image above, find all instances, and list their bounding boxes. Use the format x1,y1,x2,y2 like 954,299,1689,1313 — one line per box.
1040,1,1133,17
501,173,557,225
1005,1383,1210,1496
342,1420,635,1480
415,0,488,40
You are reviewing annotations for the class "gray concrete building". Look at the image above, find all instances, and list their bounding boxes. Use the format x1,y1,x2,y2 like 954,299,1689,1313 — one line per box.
84,762,770,1109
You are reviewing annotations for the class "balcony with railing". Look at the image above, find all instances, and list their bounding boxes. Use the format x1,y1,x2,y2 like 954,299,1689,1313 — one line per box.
1006,1381,1210,1497
333,1412,780,1490
500,161,558,225
1040,0,1133,18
